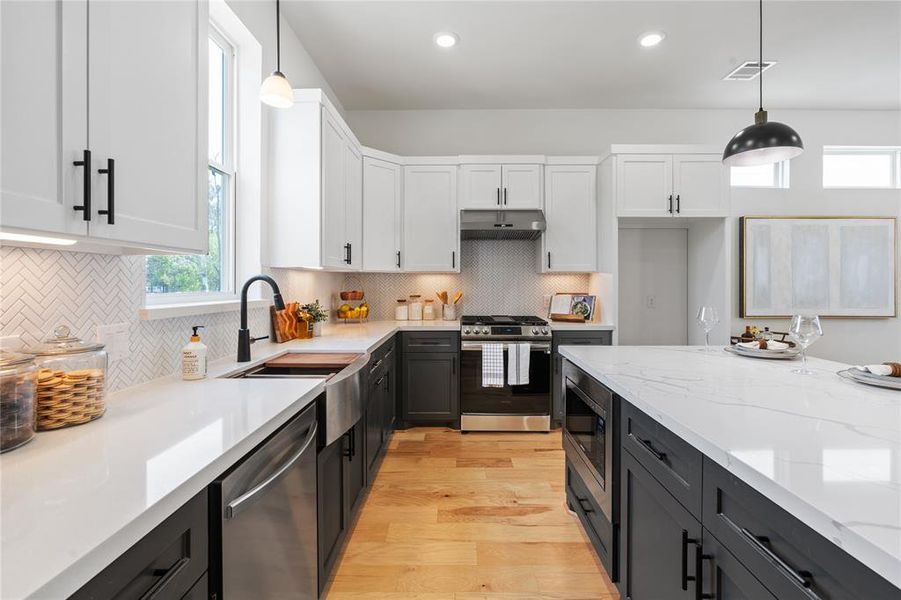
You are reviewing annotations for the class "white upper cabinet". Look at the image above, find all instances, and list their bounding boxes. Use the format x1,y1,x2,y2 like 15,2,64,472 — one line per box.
459,165,502,209
1,0,88,237
362,157,402,272
1,0,207,252
672,155,728,217
268,92,362,270
403,165,458,272
501,164,542,209
542,165,597,273
87,0,207,250
459,163,542,209
616,152,728,218
616,155,674,218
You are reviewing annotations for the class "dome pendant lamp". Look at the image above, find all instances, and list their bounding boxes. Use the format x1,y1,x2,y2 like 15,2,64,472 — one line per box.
722,0,803,166
260,0,293,108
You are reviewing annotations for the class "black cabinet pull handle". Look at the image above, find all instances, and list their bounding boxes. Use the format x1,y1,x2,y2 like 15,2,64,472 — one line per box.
72,149,91,220
576,497,594,514
503,187,507,205
139,556,190,600
547,251,551,269
668,194,674,214
451,251,455,269
676,194,681,214
344,427,356,460
695,545,714,600
682,530,699,590
348,243,352,264
396,250,401,269
497,187,501,206
632,433,667,462
739,527,815,590
97,158,115,224
343,243,351,264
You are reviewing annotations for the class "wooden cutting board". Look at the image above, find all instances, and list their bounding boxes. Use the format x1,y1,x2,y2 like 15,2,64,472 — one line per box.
265,353,361,369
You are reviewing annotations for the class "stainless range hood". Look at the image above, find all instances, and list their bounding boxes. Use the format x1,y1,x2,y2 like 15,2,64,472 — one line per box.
459,209,546,240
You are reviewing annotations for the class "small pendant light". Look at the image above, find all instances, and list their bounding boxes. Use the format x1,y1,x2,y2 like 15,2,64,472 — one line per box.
260,0,293,108
722,0,803,166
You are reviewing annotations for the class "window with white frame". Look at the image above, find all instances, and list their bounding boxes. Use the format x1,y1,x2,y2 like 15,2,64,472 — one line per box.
730,160,790,188
145,27,236,298
823,146,901,189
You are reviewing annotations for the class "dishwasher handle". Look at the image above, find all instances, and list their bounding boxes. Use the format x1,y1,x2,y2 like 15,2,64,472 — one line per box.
225,420,318,520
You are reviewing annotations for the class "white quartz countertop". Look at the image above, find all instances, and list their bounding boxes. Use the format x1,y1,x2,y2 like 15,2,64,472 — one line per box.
0,319,456,599
547,321,615,331
559,345,901,589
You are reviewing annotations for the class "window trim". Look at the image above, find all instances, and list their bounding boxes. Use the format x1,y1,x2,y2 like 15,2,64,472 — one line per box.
822,145,901,189
730,160,790,189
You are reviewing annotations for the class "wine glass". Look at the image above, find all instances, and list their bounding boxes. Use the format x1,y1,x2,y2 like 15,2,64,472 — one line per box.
696,306,719,352
789,315,823,375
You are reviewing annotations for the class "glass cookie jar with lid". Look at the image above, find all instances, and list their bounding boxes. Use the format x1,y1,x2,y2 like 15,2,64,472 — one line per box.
0,349,37,452
26,325,108,430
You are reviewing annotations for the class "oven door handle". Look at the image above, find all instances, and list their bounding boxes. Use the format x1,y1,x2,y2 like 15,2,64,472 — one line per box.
462,342,551,353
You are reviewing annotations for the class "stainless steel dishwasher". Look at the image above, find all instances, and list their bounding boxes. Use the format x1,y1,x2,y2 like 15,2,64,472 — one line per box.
211,402,319,599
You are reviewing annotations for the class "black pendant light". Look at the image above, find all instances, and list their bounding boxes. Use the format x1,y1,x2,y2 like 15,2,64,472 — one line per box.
260,0,293,108
722,0,803,166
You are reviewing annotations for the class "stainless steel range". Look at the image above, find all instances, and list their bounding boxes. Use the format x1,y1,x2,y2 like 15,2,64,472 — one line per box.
460,315,553,432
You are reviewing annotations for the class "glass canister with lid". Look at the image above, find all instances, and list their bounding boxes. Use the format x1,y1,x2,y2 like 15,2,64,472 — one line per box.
26,325,108,430
0,350,37,452
395,299,409,321
409,294,423,321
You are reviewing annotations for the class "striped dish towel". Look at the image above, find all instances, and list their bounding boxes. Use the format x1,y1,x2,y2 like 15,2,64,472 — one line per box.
507,343,530,385
482,343,505,387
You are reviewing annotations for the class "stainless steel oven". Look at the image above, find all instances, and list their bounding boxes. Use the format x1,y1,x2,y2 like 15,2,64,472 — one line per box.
460,316,552,432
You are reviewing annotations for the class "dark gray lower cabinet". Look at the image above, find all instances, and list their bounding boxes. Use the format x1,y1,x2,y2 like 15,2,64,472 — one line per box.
620,448,701,600
403,352,458,422
346,418,366,515
699,532,776,600
317,435,348,596
71,489,208,600
552,330,611,425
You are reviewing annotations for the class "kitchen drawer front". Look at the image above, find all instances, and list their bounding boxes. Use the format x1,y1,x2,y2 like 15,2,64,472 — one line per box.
401,331,459,353
369,337,395,380
554,331,613,346
71,489,208,600
621,401,702,518
703,458,897,600
565,456,615,580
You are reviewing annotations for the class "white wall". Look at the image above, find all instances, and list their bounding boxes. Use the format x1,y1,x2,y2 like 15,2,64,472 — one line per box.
347,108,901,363
618,228,688,346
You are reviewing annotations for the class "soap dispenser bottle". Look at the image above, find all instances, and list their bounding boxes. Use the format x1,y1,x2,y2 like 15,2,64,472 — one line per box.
182,325,207,380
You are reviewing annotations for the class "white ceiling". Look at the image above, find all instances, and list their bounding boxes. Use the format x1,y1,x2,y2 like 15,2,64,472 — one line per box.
281,0,901,111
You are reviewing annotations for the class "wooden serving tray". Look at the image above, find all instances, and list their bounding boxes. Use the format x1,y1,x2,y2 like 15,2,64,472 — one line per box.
550,313,586,323
264,353,360,369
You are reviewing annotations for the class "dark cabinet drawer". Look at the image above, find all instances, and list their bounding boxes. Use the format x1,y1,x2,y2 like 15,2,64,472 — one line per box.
622,401,702,518
554,330,613,346
71,489,208,600
703,457,898,600
368,337,395,380
565,454,615,581
401,331,458,353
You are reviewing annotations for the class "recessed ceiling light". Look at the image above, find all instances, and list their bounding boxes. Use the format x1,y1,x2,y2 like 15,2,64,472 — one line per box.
638,31,665,48
434,32,458,48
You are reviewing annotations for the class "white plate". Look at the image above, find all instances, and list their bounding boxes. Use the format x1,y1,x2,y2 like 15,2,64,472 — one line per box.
736,340,791,352
725,346,800,360
837,368,901,391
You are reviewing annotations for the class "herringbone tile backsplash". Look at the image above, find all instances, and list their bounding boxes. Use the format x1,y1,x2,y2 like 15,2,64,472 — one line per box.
0,246,270,392
345,240,591,320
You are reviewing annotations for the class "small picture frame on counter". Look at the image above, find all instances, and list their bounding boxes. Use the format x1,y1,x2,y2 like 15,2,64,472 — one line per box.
548,293,597,322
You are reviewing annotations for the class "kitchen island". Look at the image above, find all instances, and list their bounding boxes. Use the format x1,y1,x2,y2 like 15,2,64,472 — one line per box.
560,345,901,597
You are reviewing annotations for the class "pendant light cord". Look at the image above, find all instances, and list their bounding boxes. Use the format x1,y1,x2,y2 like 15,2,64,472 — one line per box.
276,0,281,73
759,0,763,111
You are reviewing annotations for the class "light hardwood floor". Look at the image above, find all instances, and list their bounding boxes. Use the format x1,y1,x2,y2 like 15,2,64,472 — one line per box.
324,428,619,599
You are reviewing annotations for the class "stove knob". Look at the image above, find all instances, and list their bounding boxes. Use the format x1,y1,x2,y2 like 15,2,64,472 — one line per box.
541,328,549,335
481,327,489,334
463,328,471,335
531,328,539,335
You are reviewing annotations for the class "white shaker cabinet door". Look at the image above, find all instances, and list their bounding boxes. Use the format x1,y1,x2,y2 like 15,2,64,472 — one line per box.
403,166,458,272
320,108,348,269
542,165,597,272
0,0,88,236
362,158,402,271
616,155,673,217
501,164,542,209
459,165,502,209
672,155,728,217
87,0,207,251
344,142,363,270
